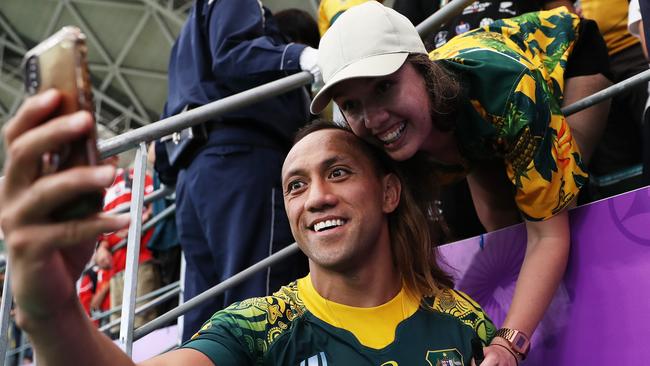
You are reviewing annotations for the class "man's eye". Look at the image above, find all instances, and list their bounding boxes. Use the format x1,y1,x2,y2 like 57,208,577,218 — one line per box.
329,168,349,179
286,180,305,193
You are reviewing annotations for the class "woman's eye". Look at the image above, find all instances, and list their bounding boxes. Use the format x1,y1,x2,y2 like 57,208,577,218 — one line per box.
341,100,358,112
286,180,305,193
377,80,393,94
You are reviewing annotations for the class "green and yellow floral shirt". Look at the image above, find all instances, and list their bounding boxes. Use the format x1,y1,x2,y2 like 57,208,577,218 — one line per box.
430,8,587,221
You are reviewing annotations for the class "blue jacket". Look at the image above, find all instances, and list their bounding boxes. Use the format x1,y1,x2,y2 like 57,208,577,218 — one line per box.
163,0,310,143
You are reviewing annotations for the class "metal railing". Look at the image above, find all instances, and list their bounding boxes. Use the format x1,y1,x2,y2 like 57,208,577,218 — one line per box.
92,281,180,323
2,0,649,362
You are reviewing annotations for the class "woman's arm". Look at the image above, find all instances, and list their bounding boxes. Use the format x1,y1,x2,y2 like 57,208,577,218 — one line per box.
502,212,570,335
481,211,571,365
466,160,520,231
466,163,571,365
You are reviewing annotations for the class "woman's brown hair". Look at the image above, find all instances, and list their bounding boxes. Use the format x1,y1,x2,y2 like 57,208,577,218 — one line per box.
407,53,463,132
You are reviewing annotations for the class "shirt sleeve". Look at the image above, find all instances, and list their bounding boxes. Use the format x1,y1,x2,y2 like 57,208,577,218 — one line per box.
502,68,587,221
181,308,256,366
431,289,496,347
206,0,306,82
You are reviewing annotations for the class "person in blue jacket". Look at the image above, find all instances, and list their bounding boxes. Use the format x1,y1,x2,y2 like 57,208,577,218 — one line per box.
155,0,320,340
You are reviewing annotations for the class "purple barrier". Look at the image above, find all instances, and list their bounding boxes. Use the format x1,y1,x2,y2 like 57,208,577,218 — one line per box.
438,186,650,364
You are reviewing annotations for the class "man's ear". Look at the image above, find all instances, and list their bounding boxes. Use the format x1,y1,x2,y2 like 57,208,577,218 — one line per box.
382,173,401,214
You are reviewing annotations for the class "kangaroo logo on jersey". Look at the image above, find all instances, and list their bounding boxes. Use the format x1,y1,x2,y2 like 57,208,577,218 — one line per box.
426,349,464,366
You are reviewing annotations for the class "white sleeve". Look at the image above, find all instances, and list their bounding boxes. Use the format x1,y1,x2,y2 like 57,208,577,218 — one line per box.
629,0,642,38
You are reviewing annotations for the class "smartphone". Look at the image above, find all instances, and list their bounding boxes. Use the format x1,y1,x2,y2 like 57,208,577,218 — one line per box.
24,26,103,220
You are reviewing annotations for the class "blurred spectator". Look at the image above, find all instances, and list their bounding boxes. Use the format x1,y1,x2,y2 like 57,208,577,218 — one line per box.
155,0,314,341
629,0,647,57
145,144,180,317
274,8,320,49
96,155,159,334
78,263,111,327
629,0,650,186
579,0,649,200
636,0,650,56
318,0,383,35
421,1,574,50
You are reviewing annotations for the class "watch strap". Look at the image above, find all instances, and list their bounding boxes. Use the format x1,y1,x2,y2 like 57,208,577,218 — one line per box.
494,328,530,360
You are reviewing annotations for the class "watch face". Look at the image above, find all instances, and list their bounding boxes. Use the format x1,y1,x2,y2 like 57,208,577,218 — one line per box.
515,336,527,349
513,333,530,353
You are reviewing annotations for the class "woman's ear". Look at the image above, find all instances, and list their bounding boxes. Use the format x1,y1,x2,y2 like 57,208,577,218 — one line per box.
382,173,401,214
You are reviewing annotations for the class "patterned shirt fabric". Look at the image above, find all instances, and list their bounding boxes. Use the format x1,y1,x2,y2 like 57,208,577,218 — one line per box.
182,276,495,365
429,8,588,221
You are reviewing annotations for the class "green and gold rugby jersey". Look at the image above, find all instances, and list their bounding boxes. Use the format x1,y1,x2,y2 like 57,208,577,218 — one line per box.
182,276,495,365
430,7,588,221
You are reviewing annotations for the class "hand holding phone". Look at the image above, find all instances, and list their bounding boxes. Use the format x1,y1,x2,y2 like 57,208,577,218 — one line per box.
23,26,103,219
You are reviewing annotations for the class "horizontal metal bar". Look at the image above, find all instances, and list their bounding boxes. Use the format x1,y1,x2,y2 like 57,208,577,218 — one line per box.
98,72,313,158
590,164,643,187
93,281,180,321
99,286,181,333
106,185,174,215
562,69,650,116
6,341,31,358
111,203,176,253
133,242,300,340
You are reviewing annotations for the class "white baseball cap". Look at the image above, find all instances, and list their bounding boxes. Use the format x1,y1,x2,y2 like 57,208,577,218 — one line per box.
310,1,427,114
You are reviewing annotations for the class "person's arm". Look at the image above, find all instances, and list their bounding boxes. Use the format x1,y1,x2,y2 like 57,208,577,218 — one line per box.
1,91,213,366
466,161,521,231
481,212,570,365
207,0,307,82
474,56,578,364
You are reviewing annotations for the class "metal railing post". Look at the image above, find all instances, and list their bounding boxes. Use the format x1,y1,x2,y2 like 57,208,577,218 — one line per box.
177,253,186,345
0,261,12,366
117,142,148,355
17,329,26,365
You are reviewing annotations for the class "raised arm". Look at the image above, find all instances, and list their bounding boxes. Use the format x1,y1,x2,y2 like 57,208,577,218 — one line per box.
481,212,570,365
0,90,212,366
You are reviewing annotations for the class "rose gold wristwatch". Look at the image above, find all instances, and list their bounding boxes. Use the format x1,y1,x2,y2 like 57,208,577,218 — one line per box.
494,328,530,360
